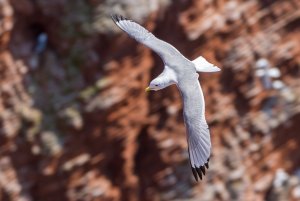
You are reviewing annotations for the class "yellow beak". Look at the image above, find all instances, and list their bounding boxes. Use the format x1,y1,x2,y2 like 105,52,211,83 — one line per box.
145,87,151,92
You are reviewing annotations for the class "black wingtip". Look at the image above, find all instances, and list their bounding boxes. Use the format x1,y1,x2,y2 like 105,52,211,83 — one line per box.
191,167,198,182
200,166,206,175
111,14,128,23
205,158,210,169
191,157,210,182
111,14,119,23
196,168,203,180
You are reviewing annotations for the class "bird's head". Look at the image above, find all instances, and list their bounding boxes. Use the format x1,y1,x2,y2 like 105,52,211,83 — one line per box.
145,78,167,92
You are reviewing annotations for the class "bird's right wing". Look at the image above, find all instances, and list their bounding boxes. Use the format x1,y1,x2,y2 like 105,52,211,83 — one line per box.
178,76,211,181
111,15,182,63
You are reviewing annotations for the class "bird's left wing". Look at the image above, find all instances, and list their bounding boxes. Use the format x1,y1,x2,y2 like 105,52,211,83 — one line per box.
111,15,182,63
178,77,211,181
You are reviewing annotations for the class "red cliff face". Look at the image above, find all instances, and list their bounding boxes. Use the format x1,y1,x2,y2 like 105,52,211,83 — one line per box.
0,0,300,201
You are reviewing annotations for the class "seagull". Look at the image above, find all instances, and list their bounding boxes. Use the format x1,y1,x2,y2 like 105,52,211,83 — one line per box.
111,14,220,181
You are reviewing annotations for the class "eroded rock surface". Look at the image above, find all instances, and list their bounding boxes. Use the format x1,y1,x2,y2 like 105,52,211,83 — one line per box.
0,0,300,201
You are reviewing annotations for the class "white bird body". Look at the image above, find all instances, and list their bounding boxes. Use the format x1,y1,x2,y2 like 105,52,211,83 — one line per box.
112,15,220,181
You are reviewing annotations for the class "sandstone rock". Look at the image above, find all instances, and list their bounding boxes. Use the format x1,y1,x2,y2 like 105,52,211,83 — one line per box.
0,0,300,201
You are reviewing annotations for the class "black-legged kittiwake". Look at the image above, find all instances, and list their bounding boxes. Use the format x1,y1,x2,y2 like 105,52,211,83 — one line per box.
111,14,220,181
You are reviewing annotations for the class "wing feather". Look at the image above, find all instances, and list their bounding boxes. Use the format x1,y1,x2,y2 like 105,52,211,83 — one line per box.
178,77,211,181
111,14,182,63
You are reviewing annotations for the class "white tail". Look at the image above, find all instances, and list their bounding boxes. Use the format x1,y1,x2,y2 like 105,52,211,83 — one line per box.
192,56,220,72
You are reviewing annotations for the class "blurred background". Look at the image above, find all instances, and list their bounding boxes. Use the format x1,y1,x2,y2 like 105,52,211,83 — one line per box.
0,0,300,201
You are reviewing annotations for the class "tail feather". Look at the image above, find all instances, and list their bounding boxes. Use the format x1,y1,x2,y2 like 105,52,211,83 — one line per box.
192,56,220,72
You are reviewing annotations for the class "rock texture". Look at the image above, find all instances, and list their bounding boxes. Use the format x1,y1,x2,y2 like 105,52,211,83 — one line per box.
0,0,300,201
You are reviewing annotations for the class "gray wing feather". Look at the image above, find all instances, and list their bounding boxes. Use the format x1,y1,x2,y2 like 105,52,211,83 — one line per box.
111,15,182,63
178,76,211,181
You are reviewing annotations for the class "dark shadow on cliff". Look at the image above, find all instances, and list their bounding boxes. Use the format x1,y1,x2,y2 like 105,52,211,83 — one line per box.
271,113,300,169
219,66,251,116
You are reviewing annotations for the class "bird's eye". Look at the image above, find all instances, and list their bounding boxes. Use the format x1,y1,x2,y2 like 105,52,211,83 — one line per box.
155,84,159,87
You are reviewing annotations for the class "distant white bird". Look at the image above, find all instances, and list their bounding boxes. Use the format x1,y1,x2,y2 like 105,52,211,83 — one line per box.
255,58,281,89
273,169,289,188
112,15,220,181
